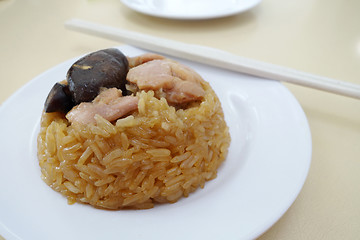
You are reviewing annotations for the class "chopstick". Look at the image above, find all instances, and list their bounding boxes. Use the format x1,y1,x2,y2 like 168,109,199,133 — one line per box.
65,18,360,99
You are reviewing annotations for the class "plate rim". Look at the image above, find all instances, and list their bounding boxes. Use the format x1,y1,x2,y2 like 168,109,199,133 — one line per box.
120,0,262,20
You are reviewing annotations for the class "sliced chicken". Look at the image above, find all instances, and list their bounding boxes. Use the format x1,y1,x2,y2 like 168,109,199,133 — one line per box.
66,88,138,125
126,59,205,104
127,53,165,68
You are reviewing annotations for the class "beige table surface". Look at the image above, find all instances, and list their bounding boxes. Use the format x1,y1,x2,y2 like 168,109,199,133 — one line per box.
0,0,359,239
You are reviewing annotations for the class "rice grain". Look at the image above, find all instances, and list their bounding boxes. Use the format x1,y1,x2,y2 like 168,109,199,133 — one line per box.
37,81,230,209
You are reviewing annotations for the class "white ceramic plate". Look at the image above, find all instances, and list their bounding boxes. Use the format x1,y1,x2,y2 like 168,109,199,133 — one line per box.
0,45,311,240
120,0,262,20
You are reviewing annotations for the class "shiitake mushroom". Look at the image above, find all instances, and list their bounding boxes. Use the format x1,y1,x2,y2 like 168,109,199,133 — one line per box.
67,48,129,104
44,48,129,113
44,82,74,113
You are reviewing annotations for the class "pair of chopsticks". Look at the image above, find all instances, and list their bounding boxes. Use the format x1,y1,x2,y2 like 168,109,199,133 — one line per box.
65,19,360,100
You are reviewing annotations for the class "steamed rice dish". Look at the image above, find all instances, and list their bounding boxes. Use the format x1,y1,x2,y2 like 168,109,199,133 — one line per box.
37,48,230,209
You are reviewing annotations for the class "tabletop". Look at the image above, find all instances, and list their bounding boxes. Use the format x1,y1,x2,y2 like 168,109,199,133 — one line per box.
0,0,359,239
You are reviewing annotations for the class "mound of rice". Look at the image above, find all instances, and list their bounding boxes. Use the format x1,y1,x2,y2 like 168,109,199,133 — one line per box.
37,81,230,209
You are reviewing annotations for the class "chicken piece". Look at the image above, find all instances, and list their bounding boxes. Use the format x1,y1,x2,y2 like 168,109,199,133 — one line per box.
66,88,138,125
126,59,205,104
127,53,165,68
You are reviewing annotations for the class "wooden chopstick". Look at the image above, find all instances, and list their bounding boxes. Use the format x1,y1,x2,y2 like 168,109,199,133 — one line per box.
65,18,360,99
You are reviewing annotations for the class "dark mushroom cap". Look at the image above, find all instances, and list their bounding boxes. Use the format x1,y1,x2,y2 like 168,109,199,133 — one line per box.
67,48,129,104
44,82,74,113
